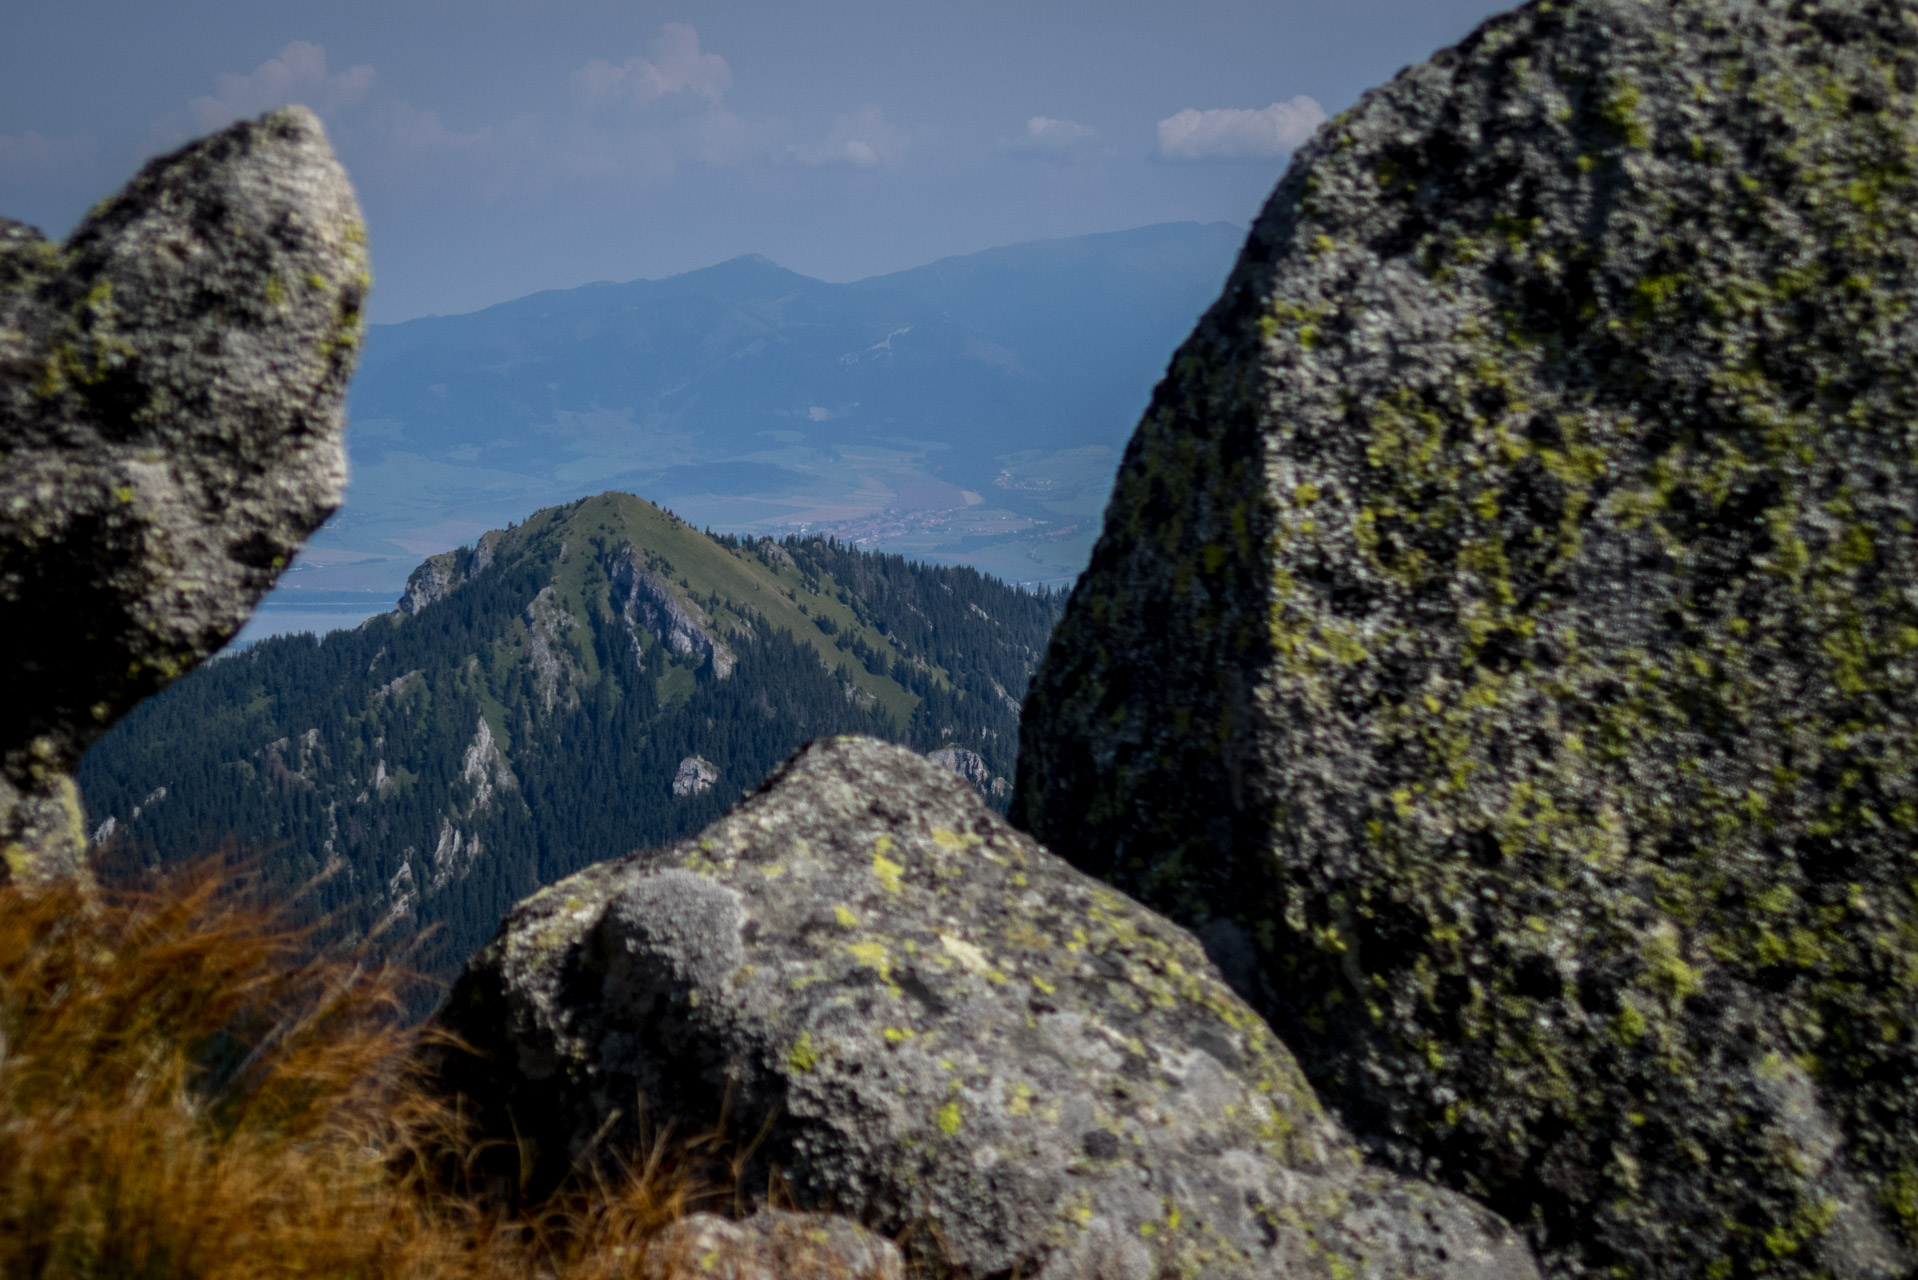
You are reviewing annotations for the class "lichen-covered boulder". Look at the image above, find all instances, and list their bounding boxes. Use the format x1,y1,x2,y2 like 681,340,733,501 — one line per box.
641,1209,903,1280
1012,1,1918,1276
0,107,365,881
429,737,1536,1280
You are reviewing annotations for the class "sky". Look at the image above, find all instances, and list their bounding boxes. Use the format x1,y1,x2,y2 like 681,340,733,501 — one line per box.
2,1,1510,324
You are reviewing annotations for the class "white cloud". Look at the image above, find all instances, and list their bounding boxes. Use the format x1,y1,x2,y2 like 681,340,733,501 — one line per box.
186,41,375,132
575,23,731,108
1001,116,1100,156
0,130,99,183
1156,96,1326,162
558,25,778,177
789,105,909,168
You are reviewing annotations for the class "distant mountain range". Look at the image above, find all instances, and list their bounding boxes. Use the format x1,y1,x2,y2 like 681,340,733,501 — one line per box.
247,221,1242,640
81,492,1063,972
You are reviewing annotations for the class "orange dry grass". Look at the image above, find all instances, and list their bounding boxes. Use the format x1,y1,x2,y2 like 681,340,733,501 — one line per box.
0,867,725,1280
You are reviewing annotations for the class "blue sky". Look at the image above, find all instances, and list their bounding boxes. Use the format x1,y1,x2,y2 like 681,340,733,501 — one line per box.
2,1,1508,322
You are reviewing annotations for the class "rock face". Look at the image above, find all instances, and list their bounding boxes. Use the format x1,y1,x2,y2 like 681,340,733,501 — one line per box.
1013,2,1918,1276
925,745,1010,803
396,530,502,616
430,737,1536,1280
0,107,365,882
671,754,719,798
612,548,737,678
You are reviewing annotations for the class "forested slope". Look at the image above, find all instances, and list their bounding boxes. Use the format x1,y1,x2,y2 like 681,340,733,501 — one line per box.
78,491,1062,969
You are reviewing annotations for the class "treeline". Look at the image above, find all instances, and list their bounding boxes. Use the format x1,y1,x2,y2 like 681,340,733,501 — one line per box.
741,534,1062,780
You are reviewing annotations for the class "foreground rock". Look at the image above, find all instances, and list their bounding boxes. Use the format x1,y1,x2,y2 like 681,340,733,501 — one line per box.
641,1210,902,1280
1014,1,1918,1275
431,737,1535,1280
0,107,365,882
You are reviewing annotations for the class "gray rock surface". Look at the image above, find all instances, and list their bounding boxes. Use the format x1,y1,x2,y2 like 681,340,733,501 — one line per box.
613,547,737,678
0,106,365,882
925,745,1010,803
671,754,720,798
1012,1,1918,1276
640,1209,902,1280
395,530,501,616
430,736,1536,1280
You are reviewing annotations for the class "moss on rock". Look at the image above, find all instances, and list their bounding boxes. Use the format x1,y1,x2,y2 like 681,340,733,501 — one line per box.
429,737,1537,1279
1014,2,1918,1276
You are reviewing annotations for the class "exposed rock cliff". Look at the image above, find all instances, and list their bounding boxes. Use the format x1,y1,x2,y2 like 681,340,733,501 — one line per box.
926,744,1010,802
0,106,365,882
1014,1,1918,1276
611,547,737,679
670,754,719,798
430,737,1536,1280
397,530,503,616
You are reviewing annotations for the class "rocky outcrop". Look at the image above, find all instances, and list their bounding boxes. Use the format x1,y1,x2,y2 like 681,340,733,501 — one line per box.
430,737,1536,1280
1013,2,1918,1276
610,548,736,679
754,536,797,570
925,745,1009,803
523,586,582,715
0,106,365,883
397,554,459,616
670,755,719,798
458,716,513,812
396,533,501,616
429,817,482,893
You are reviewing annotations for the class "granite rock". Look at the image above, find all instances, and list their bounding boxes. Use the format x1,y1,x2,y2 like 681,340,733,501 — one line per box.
926,745,1010,803
672,754,721,798
1013,1,1918,1275
640,1209,903,1280
0,106,365,882
430,736,1536,1280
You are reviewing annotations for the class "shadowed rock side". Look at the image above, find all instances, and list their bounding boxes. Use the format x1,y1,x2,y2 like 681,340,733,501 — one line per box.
429,737,1537,1280
0,106,366,882
1013,1,1918,1276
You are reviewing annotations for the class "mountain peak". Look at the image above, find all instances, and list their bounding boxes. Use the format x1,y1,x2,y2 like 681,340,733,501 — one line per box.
658,252,816,293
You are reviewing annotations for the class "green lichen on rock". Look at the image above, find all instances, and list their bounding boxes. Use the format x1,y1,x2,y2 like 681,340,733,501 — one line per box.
1014,1,1918,1276
429,737,1537,1279
0,107,365,881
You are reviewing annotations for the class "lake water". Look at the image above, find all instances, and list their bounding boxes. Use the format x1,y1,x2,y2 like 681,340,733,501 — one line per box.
228,592,394,649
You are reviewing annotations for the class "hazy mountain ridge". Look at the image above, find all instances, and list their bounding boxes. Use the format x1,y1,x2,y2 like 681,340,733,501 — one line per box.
351,222,1240,470
265,221,1242,638
80,491,1062,968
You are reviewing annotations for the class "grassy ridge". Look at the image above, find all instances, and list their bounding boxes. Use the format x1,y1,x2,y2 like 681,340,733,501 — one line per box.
496,492,926,726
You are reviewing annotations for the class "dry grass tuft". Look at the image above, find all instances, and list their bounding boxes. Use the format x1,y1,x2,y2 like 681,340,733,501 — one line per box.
0,864,891,1280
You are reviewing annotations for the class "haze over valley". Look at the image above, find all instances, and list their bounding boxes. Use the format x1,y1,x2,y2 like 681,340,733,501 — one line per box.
245,220,1242,639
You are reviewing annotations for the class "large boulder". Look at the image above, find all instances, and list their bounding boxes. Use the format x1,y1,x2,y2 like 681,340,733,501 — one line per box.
429,736,1536,1280
1013,1,1918,1276
0,107,365,881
